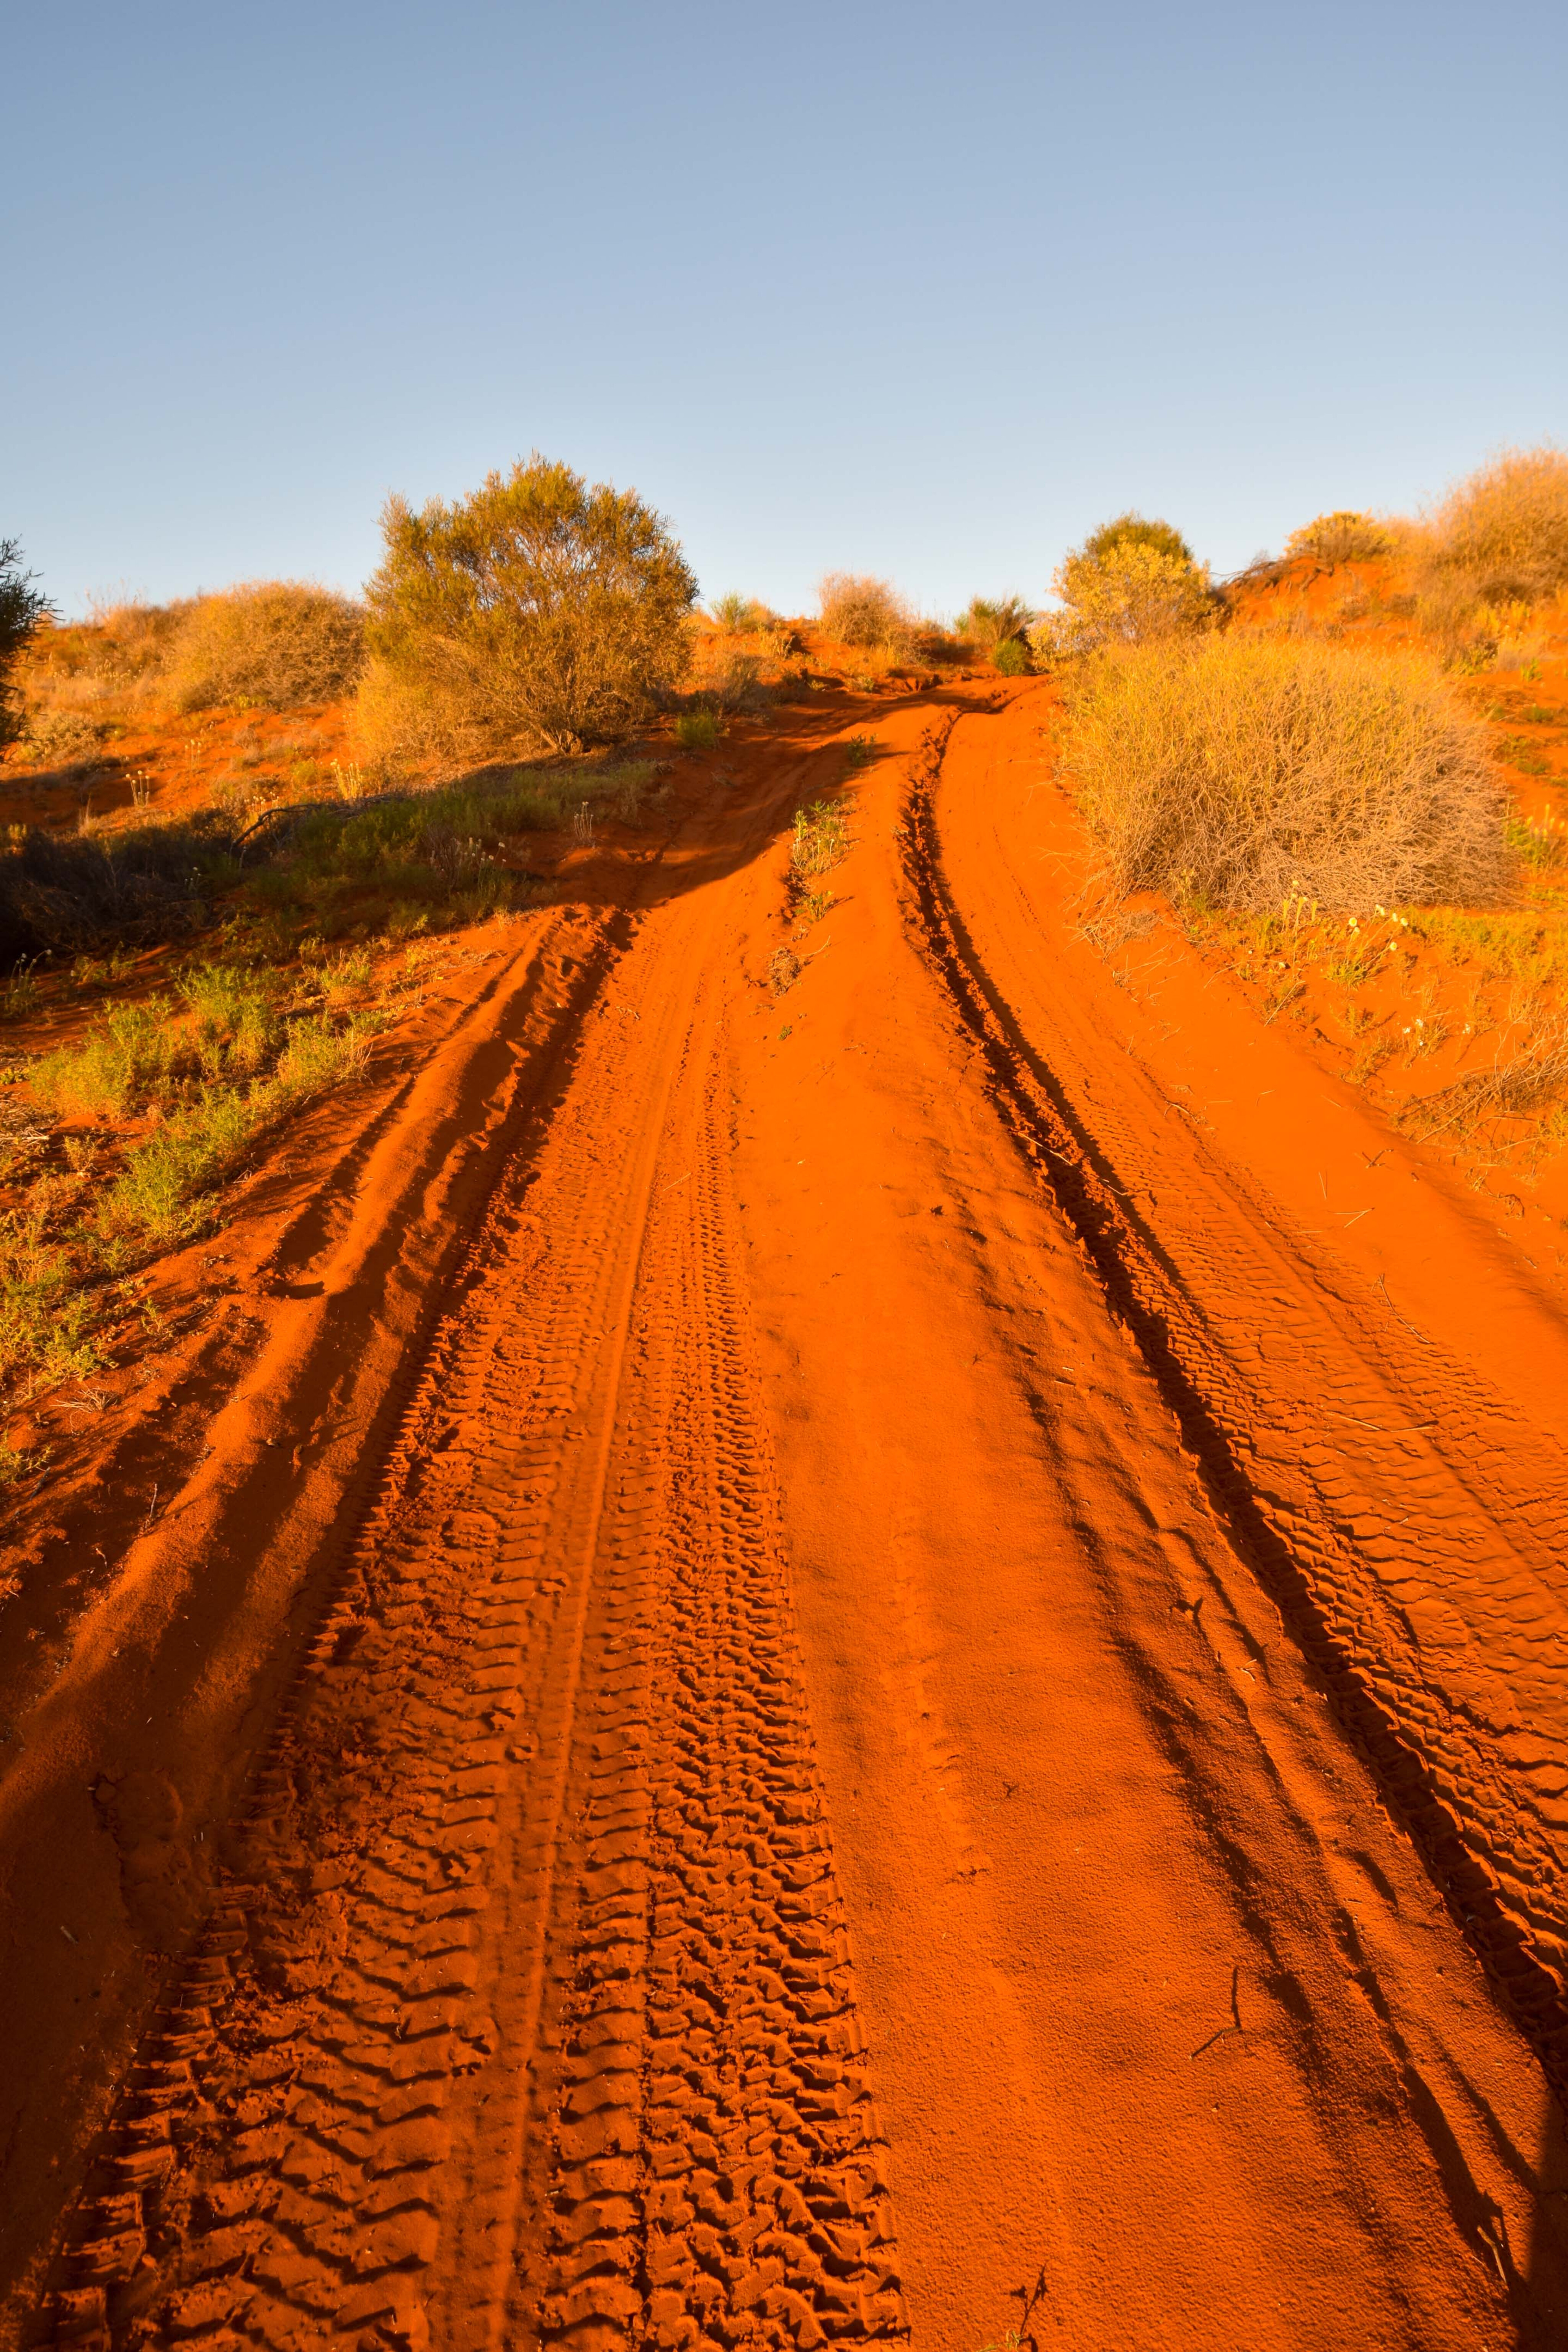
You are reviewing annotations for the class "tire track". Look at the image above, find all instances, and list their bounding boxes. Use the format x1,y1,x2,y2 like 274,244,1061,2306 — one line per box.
42,823,901,2350
900,714,1568,2114
515,980,903,2347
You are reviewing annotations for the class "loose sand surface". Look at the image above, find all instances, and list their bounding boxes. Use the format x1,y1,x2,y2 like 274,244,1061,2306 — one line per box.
7,682,1568,2348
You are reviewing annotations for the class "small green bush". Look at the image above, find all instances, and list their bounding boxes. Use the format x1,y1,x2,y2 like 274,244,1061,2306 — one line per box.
791,800,849,881
993,637,1031,676
710,593,773,633
360,454,697,765
956,595,1036,650
0,540,52,751
675,710,721,751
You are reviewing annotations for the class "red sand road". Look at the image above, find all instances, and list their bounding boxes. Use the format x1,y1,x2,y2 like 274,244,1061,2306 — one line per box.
6,685,1568,2349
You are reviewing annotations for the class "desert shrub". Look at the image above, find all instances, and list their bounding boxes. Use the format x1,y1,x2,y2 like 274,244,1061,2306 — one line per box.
956,595,1036,651
21,707,107,768
993,637,1031,677
1062,634,1507,913
1420,446,1568,609
0,812,241,965
1038,515,1214,660
675,710,721,751
1083,514,1196,567
816,573,914,654
1284,511,1392,566
164,581,365,710
359,455,696,766
34,1000,178,1116
0,540,53,751
710,593,773,633
26,601,189,714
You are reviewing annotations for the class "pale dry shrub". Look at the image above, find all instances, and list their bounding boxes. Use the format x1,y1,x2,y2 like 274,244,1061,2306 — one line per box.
165,582,365,710
1284,511,1392,566
1420,446,1568,608
361,456,696,764
816,573,914,655
18,601,186,721
1063,634,1507,913
21,708,106,768
1037,515,1214,661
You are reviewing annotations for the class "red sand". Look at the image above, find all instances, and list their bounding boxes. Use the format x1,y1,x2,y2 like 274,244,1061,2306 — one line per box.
3,679,1567,2348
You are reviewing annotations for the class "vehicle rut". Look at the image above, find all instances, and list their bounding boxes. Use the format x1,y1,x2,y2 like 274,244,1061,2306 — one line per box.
900,709,1568,2117
44,845,902,2349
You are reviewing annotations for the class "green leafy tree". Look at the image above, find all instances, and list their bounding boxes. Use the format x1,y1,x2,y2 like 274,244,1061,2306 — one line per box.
361,456,697,763
0,540,54,751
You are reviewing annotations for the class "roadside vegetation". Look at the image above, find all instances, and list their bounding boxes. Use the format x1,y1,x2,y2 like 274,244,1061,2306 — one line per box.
1047,449,1568,1205
1036,514,1216,660
357,455,697,766
1063,635,1504,913
1,540,52,753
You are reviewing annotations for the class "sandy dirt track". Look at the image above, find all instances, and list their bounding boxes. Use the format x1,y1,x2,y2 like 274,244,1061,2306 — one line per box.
15,688,1568,2349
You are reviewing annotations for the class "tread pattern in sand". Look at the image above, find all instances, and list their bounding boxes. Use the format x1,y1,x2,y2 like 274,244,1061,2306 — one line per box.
902,715,1568,2113
47,906,902,2351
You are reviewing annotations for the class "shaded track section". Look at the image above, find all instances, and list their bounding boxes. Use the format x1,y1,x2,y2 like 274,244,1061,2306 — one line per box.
44,863,902,2348
901,712,1568,2115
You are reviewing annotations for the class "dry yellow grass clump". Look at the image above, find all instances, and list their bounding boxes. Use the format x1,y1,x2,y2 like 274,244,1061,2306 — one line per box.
164,581,364,710
816,573,914,656
1063,634,1507,913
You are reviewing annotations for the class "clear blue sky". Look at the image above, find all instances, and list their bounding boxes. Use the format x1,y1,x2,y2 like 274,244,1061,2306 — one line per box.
7,1,1565,620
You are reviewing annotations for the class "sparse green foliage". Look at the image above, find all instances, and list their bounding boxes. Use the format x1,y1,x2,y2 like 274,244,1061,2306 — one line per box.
710,593,773,633
993,636,1031,676
956,595,1036,650
791,800,849,881
0,539,54,751
360,455,697,765
675,710,722,751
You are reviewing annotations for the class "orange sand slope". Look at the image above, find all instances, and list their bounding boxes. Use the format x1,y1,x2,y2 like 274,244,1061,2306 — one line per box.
6,684,1568,2349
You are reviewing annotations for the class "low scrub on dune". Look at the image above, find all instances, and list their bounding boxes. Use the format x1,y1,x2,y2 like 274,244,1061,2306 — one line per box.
709,593,774,634
1283,511,1393,567
21,599,187,718
1421,446,1568,609
1063,635,1508,913
956,595,1036,653
164,581,365,711
359,456,697,767
0,755,651,970
1037,514,1215,661
0,812,242,965
816,573,914,656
